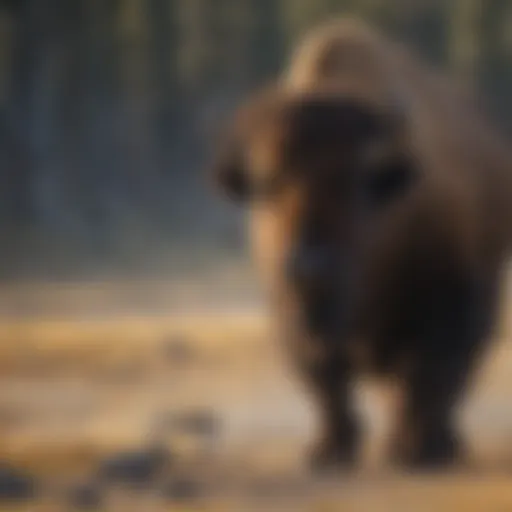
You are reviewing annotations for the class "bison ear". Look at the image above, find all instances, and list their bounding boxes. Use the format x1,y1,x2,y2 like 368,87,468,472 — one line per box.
213,157,250,203
211,143,251,204
210,83,284,203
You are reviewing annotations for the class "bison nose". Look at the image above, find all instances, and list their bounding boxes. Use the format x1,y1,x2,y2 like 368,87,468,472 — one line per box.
286,246,333,289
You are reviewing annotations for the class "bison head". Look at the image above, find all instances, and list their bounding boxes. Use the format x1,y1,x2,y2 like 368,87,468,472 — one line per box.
211,86,418,340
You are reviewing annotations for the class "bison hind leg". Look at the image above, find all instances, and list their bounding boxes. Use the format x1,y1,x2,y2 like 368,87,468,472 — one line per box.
388,274,500,471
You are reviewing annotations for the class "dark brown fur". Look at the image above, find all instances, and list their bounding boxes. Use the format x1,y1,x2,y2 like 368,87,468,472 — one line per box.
209,19,512,471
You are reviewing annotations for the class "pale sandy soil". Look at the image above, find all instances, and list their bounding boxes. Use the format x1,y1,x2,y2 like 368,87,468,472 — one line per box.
0,278,511,511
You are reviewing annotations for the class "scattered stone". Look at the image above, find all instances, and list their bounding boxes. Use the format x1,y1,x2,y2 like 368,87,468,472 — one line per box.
0,464,37,502
67,482,103,510
162,477,202,502
97,444,172,488
159,409,220,438
111,360,145,383
161,335,195,365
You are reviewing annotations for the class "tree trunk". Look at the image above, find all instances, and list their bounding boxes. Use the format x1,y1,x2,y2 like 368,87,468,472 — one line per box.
480,0,512,132
146,0,185,175
6,0,60,228
246,0,285,84
448,0,482,83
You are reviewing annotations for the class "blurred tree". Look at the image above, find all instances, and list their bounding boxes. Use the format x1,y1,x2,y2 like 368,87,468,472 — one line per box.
183,0,227,91
282,0,353,43
146,0,187,177
245,0,285,84
448,0,482,83
0,0,510,278
5,0,61,228
115,0,162,222
480,0,512,131
393,0,448,66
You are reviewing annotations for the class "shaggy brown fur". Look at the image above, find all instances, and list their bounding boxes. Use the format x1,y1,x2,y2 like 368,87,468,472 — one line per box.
209,18,512,471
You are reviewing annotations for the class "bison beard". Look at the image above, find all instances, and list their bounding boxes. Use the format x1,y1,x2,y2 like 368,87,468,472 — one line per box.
209,18,512,472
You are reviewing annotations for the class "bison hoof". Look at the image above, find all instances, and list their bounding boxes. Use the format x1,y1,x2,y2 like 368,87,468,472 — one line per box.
391,429,462,471
308,437,357,474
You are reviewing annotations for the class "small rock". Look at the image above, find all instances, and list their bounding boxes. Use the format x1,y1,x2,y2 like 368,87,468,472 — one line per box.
160,409,220,438
111,361,145,383
67,482,102,510
162,477,202,502
97,444,172,488
161,336,195,364
0,464,37,502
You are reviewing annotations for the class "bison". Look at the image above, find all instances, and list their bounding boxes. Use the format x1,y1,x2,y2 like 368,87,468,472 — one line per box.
209,19,512,471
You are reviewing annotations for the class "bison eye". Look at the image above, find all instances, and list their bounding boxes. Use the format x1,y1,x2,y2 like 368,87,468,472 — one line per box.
249,171,288,201
363,157,416,209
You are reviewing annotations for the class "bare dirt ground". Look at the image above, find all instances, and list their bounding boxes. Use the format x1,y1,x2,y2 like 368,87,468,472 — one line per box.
0,275,512,511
